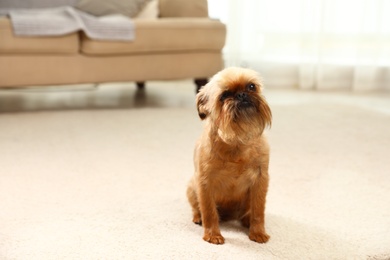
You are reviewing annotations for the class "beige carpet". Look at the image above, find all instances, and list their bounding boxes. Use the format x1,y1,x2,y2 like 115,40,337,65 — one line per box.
1,89,390,259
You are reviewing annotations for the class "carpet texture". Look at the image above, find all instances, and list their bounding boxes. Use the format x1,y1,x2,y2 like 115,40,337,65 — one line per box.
1,92,389,259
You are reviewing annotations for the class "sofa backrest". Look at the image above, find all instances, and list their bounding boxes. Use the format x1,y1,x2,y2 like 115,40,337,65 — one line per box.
159,0,208,18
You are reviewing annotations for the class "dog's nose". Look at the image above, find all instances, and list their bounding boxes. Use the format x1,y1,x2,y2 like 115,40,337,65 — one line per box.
236,92,248,101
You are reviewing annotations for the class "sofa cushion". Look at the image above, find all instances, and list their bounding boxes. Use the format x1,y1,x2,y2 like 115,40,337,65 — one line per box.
159,0,208,18
0,0,77,8
76,0,151,18
0,0,78,16
135,0,158,20
0,18,79,54
80,18,226,55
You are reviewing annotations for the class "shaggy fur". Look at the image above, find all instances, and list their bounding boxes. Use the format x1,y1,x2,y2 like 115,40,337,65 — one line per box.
187,67,272,244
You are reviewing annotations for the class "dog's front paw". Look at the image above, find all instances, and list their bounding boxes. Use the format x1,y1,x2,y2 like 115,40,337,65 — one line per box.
192,215,202,225
203,233,225,245
249,231,270,243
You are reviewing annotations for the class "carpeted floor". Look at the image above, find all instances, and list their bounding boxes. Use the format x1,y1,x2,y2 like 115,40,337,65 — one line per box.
0,83,389,259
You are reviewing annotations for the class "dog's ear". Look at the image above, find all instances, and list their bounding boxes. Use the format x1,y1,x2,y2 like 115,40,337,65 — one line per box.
196,87,209,120
259,95,272,128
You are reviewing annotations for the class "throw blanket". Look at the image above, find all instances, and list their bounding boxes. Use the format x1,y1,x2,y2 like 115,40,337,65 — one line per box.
8,6,135,41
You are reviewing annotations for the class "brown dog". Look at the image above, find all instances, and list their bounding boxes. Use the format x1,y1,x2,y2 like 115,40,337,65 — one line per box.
187,67,272,245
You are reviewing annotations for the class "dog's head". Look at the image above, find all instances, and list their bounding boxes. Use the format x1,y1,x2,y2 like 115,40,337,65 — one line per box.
196,67,272,144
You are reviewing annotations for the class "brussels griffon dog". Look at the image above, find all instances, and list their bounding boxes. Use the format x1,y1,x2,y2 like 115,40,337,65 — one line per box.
187,67,272,245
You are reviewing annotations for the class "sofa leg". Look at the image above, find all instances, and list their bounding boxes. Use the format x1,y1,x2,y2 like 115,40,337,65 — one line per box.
136,82,145,90
194,78,208,93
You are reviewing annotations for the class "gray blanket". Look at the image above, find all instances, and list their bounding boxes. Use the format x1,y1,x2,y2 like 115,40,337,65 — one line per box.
8,6,135,41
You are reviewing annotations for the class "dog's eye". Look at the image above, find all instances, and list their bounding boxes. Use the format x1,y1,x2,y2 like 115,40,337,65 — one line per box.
220,91,233,102
247,83,256,91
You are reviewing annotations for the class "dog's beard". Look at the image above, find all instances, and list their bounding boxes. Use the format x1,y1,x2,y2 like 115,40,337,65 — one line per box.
215,99,266,145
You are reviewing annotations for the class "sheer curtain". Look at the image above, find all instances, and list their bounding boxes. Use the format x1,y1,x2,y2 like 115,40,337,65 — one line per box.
209,0,390,91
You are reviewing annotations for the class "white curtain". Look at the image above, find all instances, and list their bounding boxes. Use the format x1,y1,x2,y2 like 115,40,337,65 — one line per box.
209,0,390,91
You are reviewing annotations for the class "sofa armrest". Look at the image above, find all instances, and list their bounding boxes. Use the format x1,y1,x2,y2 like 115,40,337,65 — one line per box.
158,0,208,18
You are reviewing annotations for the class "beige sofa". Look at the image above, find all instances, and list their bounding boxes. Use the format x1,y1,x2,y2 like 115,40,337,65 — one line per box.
0,0,226,92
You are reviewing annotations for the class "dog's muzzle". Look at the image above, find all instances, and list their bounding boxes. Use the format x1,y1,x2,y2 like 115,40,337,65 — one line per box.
236,92,253,108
